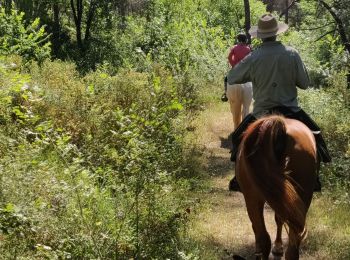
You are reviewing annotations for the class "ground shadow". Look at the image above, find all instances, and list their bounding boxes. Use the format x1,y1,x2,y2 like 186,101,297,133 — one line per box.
196,234,256,260
198,235,285,260
206,154,233,178
204,134,234,178
219,133,232,150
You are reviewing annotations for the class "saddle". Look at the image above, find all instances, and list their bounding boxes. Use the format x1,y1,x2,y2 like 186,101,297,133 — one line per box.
230,106,331,163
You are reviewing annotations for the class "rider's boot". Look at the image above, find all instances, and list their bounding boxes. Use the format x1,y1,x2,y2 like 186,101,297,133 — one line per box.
228,115,256,192
314,134,331,163
314,176,321,192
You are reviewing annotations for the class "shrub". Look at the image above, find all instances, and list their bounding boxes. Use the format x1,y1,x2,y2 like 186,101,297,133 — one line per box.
0,8,51,64
299,82,350,201
0,57,196,259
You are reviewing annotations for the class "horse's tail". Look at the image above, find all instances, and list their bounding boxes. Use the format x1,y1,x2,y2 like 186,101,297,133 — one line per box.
242,116,306,234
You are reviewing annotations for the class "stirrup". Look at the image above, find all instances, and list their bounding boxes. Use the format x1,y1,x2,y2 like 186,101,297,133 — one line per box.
221,93,228,102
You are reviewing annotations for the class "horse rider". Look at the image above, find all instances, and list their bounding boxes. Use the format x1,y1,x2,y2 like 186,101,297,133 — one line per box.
227,13,331,192
221,33,251,102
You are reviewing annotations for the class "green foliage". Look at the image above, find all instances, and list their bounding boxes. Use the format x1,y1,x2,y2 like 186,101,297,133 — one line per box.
0,57,197,258
0,8,51,63
0,0,349,258
299,81,350,201
295,0,350,87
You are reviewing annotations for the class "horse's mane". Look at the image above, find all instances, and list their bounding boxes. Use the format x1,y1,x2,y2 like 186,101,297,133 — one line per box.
240,115,306,235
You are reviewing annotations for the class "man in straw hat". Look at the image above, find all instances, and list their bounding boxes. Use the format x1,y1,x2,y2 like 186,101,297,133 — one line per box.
227,13,331,192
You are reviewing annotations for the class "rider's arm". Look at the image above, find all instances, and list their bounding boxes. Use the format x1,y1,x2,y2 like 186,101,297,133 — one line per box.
294,52,310,89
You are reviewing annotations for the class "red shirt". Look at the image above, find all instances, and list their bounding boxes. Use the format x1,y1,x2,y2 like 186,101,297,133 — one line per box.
228,43,251,67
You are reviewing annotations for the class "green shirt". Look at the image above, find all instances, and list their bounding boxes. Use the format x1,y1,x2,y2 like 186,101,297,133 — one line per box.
227,41,310,116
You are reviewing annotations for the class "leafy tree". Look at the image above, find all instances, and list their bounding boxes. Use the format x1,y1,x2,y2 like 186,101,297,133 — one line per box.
327,0,350,53
317,0,350,88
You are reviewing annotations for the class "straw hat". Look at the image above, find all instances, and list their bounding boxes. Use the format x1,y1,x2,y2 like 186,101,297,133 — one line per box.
249,14,289,39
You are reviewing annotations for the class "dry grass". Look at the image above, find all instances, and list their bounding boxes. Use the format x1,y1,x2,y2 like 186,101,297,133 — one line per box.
185,100,350,259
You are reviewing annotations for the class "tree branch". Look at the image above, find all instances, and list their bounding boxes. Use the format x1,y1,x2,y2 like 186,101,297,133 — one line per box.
299,22,335,31
318,0,350,54
315,29,336,42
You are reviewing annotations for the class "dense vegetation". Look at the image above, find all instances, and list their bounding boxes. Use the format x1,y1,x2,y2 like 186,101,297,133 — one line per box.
0,0,349,258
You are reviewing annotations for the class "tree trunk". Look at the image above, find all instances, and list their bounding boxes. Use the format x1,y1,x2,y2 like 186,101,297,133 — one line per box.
285,0,289,24
118,0,128,30
52,3,60,57
279,0,297,22
70,0,84,51
243,0,251,43
84,0,97,44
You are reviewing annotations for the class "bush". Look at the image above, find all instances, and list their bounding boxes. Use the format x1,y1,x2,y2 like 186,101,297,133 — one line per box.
0,58,196,259
0,8,51,64
299,81,350,201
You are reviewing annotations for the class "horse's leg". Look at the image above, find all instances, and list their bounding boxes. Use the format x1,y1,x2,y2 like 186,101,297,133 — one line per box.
272,214,284,257
229,99,239,130
228,85,243,130
242,82,253,118
233,101,242,130
285,224,307,260
285,230,301,260
233,86,243,129
244,197,271,260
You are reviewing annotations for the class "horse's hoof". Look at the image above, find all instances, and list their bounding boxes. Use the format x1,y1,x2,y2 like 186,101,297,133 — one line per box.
228,177,241,192
271,245,284,256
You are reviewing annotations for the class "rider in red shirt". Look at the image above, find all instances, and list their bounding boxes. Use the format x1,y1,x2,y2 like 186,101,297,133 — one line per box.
221,33,251,102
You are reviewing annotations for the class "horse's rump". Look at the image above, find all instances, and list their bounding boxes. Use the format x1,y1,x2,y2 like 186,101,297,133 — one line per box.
237,115,318,234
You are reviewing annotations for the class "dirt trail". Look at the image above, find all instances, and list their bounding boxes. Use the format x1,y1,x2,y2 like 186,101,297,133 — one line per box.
188,104,317,260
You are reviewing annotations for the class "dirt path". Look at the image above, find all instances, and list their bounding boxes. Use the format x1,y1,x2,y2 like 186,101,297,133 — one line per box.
187,103,337,259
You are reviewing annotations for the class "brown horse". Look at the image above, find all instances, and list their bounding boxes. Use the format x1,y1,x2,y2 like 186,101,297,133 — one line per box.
236,115,319,260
